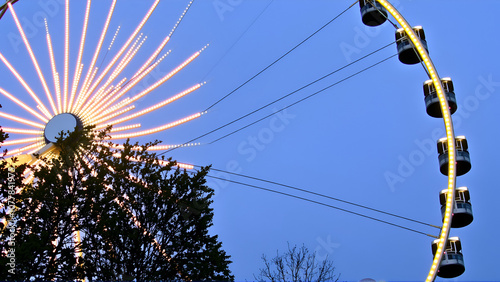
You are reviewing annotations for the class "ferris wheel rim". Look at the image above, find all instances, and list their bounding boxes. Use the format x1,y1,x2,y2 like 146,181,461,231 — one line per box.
374,1,458,281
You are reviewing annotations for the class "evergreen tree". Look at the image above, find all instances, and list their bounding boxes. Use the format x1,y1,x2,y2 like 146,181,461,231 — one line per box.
0,125,233,281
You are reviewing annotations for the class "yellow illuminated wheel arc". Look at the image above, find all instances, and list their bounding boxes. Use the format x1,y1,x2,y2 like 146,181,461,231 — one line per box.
374,1,457,281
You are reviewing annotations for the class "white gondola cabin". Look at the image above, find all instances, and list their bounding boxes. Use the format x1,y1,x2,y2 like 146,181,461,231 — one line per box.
395,26,428,65
432,237,465,278
439,187,473,228
359,0,387,27
437,136,471,176
423,78,457,118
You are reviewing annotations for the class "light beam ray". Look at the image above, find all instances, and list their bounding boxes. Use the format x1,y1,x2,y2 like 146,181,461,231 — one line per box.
1,137,44,146
8,2,57,115
81,78,127,120
88,105,135,125
109,124,141,133
0,87,49,123
0,112,45,128
107,112,202,140
63,0,70,112
96,83,203,127
1,127,43,135
80,34,145,116
83,0,160,101
108,26,120,51
98,48,205,118
98,142,200,151
4,142,45,157
74,0,116,113
92,51,170,118
168,0,195,38
131,36,170,80
37,105,53,120
69,0,91,112
0,52,52,119
45,19,62,114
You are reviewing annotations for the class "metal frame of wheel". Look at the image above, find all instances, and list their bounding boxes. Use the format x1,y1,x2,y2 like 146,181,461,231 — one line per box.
0,0,461,280
375,1,459,281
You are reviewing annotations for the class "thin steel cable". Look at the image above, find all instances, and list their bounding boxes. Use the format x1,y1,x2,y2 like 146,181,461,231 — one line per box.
200,166,440,228
207,174,438,238
208,54,397,144
158,42,395,157
201,0,275,81
203,0,359,112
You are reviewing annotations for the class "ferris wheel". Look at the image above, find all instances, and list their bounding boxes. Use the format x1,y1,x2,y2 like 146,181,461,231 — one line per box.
0,0,474,280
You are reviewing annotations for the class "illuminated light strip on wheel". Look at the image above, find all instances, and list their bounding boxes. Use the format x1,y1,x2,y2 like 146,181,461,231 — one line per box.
73,0,117,113
95,83,203,127
83,78,128,120
92,52,171,119
108,123,141,133
1,137,44,146
0,52,52,120
107,112,202,140
1,127,43,135
81,34,146,117
3,142,45,157
0,112,45,128
375,1,457,281
8,2,57,115
68,0,92,113
96,142,200,151
63,0,70,112
97,49,205,119
83,0,161,100
0,87,49,123
45,19,62,115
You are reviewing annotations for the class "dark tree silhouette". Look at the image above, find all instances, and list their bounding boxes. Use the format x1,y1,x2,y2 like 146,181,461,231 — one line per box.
255,243,340,282
0,126,233,281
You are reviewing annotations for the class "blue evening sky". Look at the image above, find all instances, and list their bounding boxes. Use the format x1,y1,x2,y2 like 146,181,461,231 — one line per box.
0,1,498,281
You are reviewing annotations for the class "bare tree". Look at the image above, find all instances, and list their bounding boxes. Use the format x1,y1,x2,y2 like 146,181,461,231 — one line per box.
255,243,340,282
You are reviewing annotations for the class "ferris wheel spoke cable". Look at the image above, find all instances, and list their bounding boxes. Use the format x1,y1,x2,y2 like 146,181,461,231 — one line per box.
203,0,359,112
201,166,440,229
206,174,438,238
208,53,396,145
158,41,395,157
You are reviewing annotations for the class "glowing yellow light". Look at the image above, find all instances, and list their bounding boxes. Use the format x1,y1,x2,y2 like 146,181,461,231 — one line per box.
74,0,116,113
84,78,127,118
132,36,171,80
0,52,51,119
95,52,170,118
2,137,44,146
45,20,61,114
99,51,202,118
0,112,45,128
93,105,135,124
83,0,160,100
108,26,120,51
109,124,141,132
85,34,146,110
376,1,458,281
108,113,201,140
4,142,45,157
1,127,43,135
68,0,91,113
97,83,202,127
0,88,49,123
8,2,57,115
